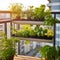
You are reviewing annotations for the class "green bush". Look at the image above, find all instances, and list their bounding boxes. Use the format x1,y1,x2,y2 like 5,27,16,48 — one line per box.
57,46,60,60
0,36,19,60
16,30,29,37
40,45,58,60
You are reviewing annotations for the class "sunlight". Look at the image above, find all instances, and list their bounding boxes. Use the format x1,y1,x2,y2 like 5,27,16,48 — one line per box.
0,0,48,10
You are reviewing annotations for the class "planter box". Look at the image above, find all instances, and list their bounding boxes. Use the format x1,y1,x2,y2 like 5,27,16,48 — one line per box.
12,34,53,43
13,18,44,21
12,34,53,40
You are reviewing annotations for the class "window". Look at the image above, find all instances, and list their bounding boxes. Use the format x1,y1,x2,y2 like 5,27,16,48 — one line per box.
51,0,60,3
56,24,60,46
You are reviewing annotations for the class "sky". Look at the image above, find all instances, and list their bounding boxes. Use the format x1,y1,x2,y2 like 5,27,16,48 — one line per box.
0,0,49,10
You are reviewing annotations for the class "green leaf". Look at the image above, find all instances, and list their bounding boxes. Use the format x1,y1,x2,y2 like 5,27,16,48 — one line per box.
25,40,30,44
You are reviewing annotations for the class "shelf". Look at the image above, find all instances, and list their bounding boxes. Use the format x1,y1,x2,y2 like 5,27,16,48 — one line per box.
12,21,44,25
12,20,53,43
13,36,53,43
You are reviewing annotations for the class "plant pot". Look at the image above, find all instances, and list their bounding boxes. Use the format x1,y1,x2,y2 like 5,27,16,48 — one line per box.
42,35,53,40
7,55,14,60
10,55,14,60
58,57,60,60
0,55,14,60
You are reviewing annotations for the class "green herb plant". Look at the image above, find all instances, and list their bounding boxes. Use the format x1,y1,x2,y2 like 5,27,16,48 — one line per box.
0,32,19,60
34,5,45,21
40,45,58,60
9,3,23,19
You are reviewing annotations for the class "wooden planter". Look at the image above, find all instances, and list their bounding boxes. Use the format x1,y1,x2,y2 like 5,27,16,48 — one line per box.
14,17,44,21
12,34,53,40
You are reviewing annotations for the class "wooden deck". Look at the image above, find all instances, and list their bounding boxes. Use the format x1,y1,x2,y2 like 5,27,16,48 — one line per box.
14,55,40,60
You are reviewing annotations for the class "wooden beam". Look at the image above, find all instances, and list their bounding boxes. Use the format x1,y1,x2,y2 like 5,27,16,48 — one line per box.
12,21,44,25
13,37,53,43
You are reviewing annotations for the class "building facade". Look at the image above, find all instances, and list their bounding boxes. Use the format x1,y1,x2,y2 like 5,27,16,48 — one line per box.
48,0,60,20
48,0,60,46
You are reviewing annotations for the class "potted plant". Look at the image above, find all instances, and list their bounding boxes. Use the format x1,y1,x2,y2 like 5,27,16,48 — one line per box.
34,5,45,21
44,9,54,26
9,3,23,19
57,46,60,60
29,29,37,38
0,33,19,60
40,45,58,60
44,29,54,39
25,6,34,20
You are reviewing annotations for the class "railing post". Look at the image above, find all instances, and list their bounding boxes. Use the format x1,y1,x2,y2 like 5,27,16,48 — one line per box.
17,24,20,55
10,21,12,37
53,14,56,47
4,23,7,38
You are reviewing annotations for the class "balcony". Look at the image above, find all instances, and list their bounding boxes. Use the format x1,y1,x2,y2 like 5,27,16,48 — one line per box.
0,10,60,60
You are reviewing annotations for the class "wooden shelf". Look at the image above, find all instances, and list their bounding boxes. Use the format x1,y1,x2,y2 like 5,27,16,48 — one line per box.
12,21,44,25
13,37,53,43
12,20,53,43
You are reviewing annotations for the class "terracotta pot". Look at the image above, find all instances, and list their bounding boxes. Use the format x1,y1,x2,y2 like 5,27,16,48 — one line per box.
58,57,60,60
10,55,14,60
5,55,14,60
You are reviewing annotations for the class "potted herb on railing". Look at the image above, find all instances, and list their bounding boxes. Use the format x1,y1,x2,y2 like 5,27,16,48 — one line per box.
9,3,23,19
34,5,45,21
25,6,34,20
0,32,19,60
44,9,54,26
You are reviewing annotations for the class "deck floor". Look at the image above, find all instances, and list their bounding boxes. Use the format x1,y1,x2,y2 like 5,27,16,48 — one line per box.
14,55,40,60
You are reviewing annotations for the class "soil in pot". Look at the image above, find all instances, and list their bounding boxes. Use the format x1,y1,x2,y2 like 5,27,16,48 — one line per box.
34,17,44,21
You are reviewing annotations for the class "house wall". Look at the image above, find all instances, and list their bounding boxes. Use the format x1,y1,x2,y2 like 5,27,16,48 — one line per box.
48,0,60,20
48,0,60,46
